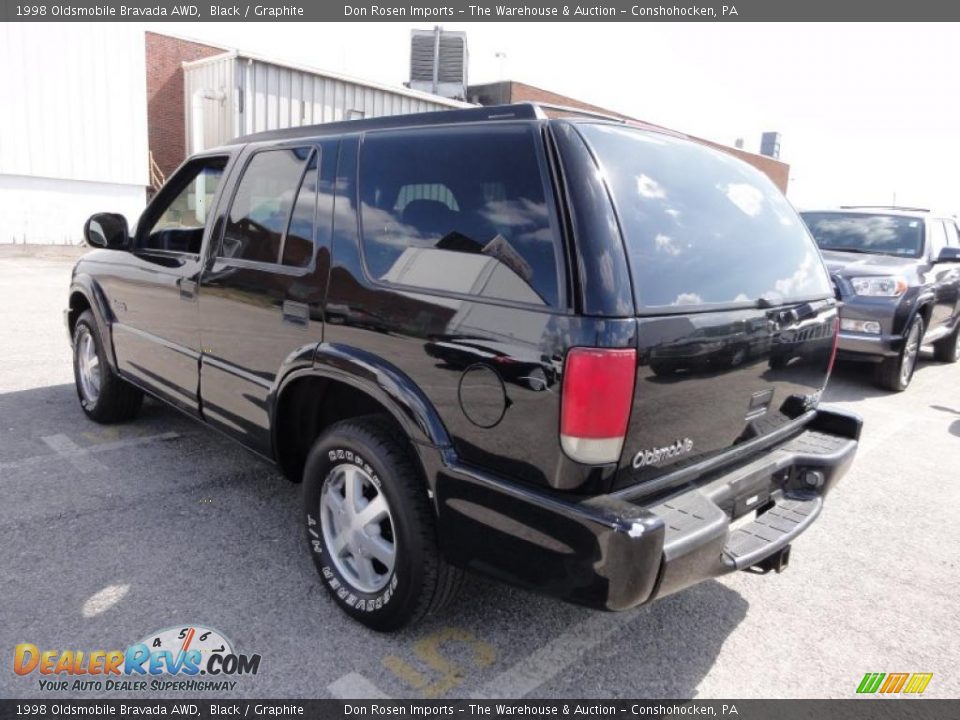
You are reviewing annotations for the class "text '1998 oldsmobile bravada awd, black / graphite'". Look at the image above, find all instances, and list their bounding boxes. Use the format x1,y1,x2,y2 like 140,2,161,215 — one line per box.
67,103,861,630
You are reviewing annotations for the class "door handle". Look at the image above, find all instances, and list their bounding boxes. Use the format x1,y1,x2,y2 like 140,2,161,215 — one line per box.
178,278,197,300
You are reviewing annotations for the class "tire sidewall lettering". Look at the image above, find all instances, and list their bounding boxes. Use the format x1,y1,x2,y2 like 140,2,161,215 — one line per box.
309,445,396,611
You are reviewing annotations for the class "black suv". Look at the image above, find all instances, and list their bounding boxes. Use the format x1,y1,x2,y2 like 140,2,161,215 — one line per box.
67,104,860,630
801,207,960,391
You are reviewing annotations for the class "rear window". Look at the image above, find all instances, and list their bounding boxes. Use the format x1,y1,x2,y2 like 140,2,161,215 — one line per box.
800,212,924,258
577,124,832,309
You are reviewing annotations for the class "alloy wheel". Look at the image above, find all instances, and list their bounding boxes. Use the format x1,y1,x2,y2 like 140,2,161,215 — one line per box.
319,463,396,594
76,328,101,404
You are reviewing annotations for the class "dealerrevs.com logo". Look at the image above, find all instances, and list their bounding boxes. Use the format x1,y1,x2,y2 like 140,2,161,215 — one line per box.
13,625,261,693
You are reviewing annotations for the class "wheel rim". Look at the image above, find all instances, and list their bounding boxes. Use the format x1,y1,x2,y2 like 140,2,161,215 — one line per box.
901,322,921,385
319,462,396,594
76,328,101,404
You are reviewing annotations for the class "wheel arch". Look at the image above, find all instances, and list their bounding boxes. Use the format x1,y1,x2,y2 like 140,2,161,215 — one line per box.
68,277,117,371
270,343,452,495
914,300,934,330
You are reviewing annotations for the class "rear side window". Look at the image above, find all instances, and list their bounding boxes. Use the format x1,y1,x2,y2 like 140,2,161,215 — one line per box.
576,124,832,309
221,146,316,266
394,184,459,212
358,125,561,307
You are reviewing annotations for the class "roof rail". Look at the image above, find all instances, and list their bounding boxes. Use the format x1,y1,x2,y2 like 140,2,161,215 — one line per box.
839,205,931,213
526,102,628,124
234,103,541,143
233,101,675,146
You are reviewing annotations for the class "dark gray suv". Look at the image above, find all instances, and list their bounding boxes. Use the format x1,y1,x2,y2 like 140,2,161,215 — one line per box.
801,206,960,391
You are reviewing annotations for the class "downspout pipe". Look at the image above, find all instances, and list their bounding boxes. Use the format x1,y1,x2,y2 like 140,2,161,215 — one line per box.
191,88,226,155
190,88,226,226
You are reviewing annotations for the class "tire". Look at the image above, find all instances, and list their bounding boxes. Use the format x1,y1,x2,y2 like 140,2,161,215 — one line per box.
728,345,748,368
875,315,924,392
72,310,143,423
768,354,790,370
302,416,463,631
933,321,960,363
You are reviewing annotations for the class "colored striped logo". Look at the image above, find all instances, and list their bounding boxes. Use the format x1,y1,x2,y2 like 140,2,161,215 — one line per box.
857,672,933,695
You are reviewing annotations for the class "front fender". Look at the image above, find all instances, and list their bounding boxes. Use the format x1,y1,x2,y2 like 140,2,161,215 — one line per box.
68,274,118,371
907,289,937,334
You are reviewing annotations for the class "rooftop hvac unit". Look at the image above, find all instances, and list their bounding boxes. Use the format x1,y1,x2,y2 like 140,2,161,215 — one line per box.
409,27,468,101
760,131,781,159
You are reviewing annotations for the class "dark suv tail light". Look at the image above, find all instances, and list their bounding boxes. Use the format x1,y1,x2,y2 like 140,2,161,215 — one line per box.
827,315,840,377
560,348,637,465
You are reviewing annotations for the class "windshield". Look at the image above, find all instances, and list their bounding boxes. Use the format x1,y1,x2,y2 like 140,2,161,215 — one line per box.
577,124,833,310
800,212,924,258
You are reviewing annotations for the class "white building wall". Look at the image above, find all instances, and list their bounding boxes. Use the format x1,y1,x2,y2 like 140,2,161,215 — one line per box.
0,24,148,244
0,175,147,246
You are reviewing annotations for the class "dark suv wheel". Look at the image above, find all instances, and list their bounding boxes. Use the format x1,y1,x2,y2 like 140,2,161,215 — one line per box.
933,322,960,363
72,310,143,422
875,315,924,392
302,416,462,631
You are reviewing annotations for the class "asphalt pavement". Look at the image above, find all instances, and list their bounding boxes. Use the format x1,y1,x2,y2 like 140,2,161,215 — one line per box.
1,248,958,700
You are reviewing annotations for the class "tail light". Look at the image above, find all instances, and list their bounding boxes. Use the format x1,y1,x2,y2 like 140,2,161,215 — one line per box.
560,347,637,465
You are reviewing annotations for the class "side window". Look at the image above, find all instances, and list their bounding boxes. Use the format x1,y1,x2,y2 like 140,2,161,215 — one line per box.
221,146,315,265
928,219,948,258
944,221,960,248
143,158,226,253
281,152,318,267
358,125,561,307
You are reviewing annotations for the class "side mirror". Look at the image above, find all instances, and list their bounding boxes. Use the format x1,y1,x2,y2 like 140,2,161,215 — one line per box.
84,213,129,250
937,247,960,263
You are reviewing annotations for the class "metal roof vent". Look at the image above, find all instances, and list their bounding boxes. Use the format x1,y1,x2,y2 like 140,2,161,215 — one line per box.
409,27,468,101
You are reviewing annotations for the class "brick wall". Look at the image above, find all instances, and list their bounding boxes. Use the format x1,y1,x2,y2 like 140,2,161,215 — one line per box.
145,32,224,183
695,138,790,192
470,80,790,193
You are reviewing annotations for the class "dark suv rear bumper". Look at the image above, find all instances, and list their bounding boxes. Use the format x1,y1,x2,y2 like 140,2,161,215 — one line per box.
432,408,860,611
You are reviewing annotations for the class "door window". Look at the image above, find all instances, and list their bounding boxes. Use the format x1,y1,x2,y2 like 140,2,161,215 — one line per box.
142,158,227,253
221,147,317,266
281,153,319,267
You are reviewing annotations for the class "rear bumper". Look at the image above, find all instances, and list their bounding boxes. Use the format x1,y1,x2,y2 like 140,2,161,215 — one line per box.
433,408,860,611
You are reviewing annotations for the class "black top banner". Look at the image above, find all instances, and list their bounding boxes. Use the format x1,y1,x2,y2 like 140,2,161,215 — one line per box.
1,0,960,21
2,700,960,720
